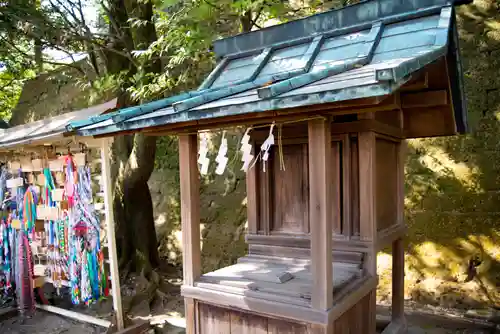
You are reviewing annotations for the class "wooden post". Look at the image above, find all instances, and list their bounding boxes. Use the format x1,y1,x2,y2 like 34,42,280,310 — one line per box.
358,131,377,334
358,131,377,273
246,143,258,234
308,118,333,311
392,238,405,321
100,137,124,330
179,134,201,334
393,136,406,327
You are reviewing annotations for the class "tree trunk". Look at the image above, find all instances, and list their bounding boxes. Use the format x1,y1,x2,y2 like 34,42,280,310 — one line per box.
104,0,161,275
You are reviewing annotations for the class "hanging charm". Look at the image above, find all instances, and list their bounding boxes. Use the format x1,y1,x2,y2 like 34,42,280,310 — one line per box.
240,128,254,172
215,131,228,175
197,133,210,175
260,123,275,172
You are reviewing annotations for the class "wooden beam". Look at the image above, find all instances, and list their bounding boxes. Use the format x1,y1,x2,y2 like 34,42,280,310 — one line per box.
399,71,428,92
332,140,342,235
141,95,400,137
259,159,272,235
331,120,404,139
392,238,405,323
185,297,196,334
37,304,112,328
308,118,333,310
358,132,376,243
100,137,125,330
179,134,201,334
179,134,201,286
342,135,352,238
401,90,448,109
358,131,377,281
246,142,258,234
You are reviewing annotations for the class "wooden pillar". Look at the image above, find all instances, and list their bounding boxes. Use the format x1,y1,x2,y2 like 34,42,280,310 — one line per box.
358,131,377,334
308,118,333,311
179,134,201,334
100,137,124,330
392,238,405,321
246,143,258,234
392,137,406,326
358,131,377,274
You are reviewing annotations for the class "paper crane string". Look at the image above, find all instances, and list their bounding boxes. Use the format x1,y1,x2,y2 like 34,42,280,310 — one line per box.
215,131,228,175
197,133,210,175
22,187,37,237
65,156,77,208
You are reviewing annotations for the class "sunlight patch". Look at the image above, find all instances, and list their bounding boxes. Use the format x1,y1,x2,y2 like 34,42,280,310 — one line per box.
416,144,478,189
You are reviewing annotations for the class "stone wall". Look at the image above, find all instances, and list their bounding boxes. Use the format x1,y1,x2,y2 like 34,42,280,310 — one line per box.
378,0,500,309
150,134,248,274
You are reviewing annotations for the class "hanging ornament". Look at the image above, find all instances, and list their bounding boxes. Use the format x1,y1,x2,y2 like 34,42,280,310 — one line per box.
260,123,275,172
64,156,76,208
215,131,228,175
240,128,254,172
197,133,210,175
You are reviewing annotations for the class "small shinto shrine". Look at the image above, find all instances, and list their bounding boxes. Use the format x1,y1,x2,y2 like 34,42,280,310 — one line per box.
69,0,470,333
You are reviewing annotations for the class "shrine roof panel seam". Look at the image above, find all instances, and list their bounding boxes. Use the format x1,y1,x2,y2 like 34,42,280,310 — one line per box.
68,0,469,137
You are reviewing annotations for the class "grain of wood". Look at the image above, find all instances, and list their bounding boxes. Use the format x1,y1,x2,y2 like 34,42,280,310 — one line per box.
358,131,376,243
392,238,405,321
308,118,333,310
246,142,259,234
185,298,196,334
199,302,230,334
179,134,201,286
179,134,201,334
341,135,351,238
272,144,309,234
258,158,272,235
350,136,360,237
100,138,124,330
230,310,267,334
331,141,342,235
268,317,309,334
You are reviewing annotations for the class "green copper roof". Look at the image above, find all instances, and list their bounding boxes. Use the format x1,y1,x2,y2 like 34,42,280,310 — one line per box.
68,0,470,137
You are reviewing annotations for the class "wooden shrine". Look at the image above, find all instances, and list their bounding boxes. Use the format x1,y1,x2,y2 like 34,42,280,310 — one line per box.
68,0,470,333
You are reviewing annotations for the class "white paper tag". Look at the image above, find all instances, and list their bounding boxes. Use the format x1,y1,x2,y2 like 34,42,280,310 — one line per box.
8,161,21,172
32,159,43,171
215,132,228,175
51,189,65,202
6,177,23,188
20,158,34,172
45,207,60,220
74,153,86,167
260,123,275,172
240,128,254,172
197,133,210,175
49,159,64,172
36,205,47,220
37,173,45,186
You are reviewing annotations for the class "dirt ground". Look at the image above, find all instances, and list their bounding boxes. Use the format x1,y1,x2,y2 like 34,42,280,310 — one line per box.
0,305,497,334
0,268,497,334
0,311,106,334
0,310,496,334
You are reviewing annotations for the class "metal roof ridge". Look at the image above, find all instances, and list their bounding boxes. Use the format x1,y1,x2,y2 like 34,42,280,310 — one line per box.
213,0,471,58
257,22,383,99
375,6,453,82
